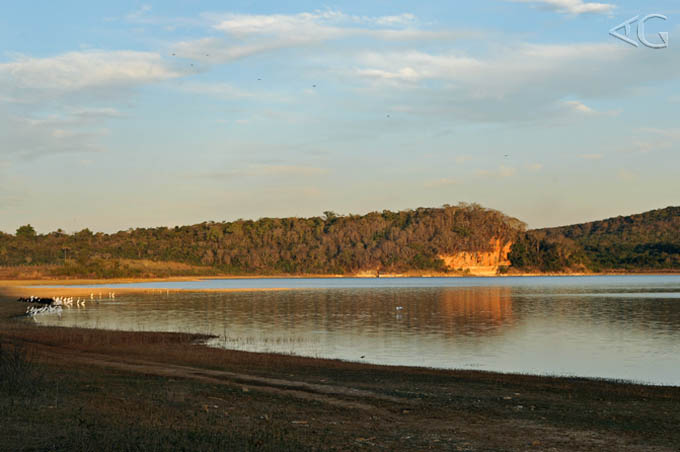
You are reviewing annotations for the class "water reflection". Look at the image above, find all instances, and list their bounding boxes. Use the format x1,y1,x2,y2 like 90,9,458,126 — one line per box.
31,276,680,385
438,287,514,335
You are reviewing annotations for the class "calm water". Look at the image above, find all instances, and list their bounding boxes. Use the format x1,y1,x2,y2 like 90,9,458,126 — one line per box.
32,276,680,385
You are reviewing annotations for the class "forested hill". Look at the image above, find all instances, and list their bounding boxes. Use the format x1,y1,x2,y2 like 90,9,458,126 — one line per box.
509,206,680,272
0,204,524,278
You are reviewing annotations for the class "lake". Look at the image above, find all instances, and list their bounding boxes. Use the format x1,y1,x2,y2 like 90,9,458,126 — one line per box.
31,275,680,386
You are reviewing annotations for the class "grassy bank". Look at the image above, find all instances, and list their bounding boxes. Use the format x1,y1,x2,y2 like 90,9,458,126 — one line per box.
1,292,680,451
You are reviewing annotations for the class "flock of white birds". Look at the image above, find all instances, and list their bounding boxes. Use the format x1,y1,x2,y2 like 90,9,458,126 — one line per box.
23,292,116,317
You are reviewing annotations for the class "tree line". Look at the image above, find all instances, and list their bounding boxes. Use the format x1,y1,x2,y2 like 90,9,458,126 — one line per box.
509,206,680,272
4,204,677,278
0,204,524,278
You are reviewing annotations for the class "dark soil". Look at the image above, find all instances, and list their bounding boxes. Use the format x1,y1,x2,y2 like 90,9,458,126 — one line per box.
1,295,679,451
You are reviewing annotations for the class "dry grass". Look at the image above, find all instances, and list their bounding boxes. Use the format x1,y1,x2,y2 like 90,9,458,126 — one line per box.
0,259,220,280
0,342,41,395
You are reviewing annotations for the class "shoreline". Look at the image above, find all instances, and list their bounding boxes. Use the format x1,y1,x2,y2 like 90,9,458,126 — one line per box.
1,272,678,297
1,296,679,450
2,270,679,286
3,283,679,388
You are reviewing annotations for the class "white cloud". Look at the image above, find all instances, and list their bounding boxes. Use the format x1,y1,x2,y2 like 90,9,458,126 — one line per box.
350,40,680,122
173,10,463,64
353,43,625,89
0,105,122,160
564,100,594,114
0,113,109,158
0,51,184,160
373,14,416,26
354,51,483,83
69,107,123,120
507,0,615,15
0,50,182,99
178,82,255,99
213,11,343,38
172,37,289,62
211,11,418,37
561,100,621,117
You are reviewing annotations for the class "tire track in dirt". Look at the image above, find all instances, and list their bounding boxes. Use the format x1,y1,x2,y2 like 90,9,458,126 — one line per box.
31,343,410,413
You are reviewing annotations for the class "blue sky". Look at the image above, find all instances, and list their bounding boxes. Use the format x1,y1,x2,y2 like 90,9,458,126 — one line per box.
1,0,678,233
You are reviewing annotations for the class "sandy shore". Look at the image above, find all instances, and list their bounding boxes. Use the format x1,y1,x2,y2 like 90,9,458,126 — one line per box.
0,284,293,298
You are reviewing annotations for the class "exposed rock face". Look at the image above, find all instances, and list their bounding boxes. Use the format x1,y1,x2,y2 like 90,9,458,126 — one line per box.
439,238,512,276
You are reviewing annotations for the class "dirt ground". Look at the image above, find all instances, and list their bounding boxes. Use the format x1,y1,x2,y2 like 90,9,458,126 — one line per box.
1,292,679,451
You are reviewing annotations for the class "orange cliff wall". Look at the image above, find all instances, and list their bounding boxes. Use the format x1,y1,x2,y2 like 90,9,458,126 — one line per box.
439,238,513,276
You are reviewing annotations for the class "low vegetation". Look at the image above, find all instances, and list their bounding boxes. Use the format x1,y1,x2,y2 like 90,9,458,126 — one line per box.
0,342,40,396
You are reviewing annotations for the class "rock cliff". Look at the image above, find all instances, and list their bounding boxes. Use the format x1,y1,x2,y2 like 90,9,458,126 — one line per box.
439,238,512,276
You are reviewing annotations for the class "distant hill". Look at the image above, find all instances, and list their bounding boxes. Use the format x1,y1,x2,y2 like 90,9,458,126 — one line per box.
509,207,680,272
3,204,678,279
0,204,523,278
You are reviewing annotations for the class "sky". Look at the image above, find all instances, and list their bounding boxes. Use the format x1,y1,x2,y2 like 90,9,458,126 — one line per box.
1,0,679,234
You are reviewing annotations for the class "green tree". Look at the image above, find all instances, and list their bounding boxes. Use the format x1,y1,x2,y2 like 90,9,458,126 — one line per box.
16,224,36,238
